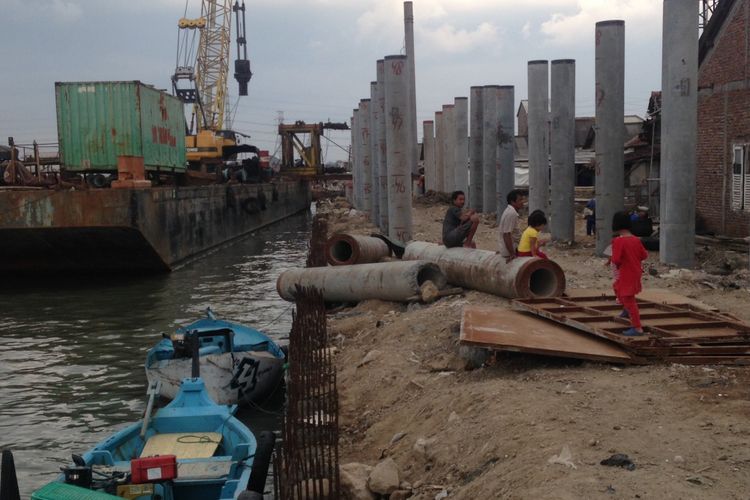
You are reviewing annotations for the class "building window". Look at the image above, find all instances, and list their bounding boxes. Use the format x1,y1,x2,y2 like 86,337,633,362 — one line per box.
731,145,750,211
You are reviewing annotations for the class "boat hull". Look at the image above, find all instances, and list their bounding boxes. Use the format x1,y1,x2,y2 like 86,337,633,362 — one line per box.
0,181,311,274
146,351,284,405
33,378,257,500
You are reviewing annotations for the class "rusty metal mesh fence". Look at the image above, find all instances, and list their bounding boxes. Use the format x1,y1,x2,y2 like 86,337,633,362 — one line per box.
274,285,340,499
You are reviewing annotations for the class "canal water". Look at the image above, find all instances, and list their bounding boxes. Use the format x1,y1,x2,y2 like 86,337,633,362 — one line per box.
0,210,312,497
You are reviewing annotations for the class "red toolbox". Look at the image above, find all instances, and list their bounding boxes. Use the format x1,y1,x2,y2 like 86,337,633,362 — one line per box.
130,455,177,484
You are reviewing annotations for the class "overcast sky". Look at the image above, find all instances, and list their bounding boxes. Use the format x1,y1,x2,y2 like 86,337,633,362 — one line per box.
1,0,663,162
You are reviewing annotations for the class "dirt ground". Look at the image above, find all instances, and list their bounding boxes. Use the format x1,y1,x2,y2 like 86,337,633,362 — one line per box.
319,198,750,500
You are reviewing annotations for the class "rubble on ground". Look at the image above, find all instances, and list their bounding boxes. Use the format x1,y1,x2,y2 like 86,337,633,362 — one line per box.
319,198,750,498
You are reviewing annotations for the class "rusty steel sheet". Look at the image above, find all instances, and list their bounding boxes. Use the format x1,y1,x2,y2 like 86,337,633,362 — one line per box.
512,295,750,363
460,306,636,364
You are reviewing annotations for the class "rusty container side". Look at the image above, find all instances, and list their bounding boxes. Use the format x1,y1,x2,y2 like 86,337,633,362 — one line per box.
137,83,186,170
55,81,186,172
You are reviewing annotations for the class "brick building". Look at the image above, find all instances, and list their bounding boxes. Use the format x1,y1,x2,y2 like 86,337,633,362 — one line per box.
697,0,750,237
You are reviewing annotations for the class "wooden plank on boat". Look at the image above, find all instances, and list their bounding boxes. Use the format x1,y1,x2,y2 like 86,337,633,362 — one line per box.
140,432,222,460
460,306,635,363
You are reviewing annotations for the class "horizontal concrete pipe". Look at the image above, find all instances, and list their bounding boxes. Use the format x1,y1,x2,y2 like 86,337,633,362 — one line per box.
326,234,391,266
402,242,565,298
276,261,447,303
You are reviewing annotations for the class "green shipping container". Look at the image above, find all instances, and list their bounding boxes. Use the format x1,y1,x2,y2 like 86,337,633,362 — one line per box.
55,81,186,172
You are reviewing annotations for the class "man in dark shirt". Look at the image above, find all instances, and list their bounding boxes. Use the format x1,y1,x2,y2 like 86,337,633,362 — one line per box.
442,190,480,248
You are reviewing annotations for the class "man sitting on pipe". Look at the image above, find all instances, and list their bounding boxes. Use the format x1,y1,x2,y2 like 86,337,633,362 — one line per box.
442,190,480,248
498,189,527,262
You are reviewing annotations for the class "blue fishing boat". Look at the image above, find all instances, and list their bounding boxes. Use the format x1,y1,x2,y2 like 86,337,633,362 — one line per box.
29,334,275,500
146,309,285,406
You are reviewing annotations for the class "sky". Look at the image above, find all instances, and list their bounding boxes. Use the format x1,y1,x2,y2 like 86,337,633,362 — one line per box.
0,0,664,163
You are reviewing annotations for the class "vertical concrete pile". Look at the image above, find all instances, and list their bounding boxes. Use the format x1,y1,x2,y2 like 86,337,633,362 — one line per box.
349,1,420,229
277,261,447,303
434,110,445,193
351,109,360,210
325,234,391,266
423,120,436,192
469,86,484,210
550,59,576,242
496,86,515,217
358,99,373,220
595,21,625,255
384,54,413,244
528,60,550,215
660,0,698,267
376,59,389,234
403,242,565,299
454,97,469,196
442,104,456,193
404,1,418,177
482,85,499,214
369,82,380,227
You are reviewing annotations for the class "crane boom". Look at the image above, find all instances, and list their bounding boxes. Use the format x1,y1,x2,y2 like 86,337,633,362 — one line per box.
195,0,231,132
172,0,253,176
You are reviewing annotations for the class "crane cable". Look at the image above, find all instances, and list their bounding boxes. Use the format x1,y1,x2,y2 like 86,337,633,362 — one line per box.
175,0,200,70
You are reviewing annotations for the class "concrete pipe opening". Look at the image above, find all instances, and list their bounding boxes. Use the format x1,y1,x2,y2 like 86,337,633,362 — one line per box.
330,240,354,265
416,264,448,289
326,234,391,266
517,259,566,298
528,267,559,297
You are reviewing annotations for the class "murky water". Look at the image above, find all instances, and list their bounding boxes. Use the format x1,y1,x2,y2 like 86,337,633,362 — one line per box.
0,210,311,497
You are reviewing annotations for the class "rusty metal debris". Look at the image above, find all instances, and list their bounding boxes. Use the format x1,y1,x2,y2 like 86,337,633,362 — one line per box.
306,214,328,268
1,138,62,188
461,305,635,364
274,285,340,499
513,294,750,364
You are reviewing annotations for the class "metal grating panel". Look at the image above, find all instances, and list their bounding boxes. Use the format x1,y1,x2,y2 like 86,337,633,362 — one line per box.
513,295,750,364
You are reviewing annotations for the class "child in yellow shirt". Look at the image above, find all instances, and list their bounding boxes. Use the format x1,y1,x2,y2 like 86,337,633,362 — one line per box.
517,210,548,259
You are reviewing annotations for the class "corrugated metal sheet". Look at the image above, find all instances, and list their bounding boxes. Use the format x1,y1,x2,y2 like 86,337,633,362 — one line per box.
55,81,186,171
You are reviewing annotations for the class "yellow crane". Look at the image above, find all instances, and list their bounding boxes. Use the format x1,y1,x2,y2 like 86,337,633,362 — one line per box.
172,0,254,178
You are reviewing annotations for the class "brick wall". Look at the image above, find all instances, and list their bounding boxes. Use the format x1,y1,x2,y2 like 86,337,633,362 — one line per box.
697,0,750,237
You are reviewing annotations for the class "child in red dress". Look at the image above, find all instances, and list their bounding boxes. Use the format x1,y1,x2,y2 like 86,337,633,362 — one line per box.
610,211,649,336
